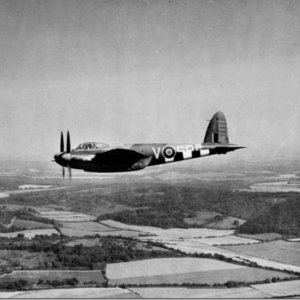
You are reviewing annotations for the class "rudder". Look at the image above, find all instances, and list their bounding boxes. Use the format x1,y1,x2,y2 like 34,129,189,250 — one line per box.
203,111,229,144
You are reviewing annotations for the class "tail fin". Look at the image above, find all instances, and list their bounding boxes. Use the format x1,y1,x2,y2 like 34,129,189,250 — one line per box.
204,111,229,144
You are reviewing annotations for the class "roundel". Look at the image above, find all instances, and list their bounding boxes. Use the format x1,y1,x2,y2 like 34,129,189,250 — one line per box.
162,146,176,159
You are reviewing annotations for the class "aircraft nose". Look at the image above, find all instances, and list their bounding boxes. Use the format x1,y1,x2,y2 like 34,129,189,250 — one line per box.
54,153,62,165
54,152,72,167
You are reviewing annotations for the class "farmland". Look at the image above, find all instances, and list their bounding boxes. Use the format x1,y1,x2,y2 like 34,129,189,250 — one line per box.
251,279,300,297
60,221,115,231
0,269,105,285
131,287,271,298
35,209,97,222
107,257,294,286
221,240,300,266
0,287,141,298
0,160,300,298
0,229,59,239
237,233,282,241
10,218,53,230
102,219,235,239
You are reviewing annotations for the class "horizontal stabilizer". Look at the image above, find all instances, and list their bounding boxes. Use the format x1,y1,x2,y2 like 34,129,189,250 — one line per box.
206,144,245,155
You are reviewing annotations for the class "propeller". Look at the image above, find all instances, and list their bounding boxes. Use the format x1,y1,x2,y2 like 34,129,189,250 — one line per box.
60,132,64,153
58,131,72,180
67,130,71,153
66,131,72,180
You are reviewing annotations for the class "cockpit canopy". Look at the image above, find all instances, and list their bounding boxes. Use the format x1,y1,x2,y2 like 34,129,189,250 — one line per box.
76,142,108,150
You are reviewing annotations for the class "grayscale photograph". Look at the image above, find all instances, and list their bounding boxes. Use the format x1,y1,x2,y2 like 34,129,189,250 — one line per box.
0,0,299,298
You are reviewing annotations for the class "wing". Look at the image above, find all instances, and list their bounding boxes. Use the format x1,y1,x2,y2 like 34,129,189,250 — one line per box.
91,148,152,171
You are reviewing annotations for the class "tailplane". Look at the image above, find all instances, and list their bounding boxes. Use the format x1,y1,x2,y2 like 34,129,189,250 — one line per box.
204,111,229,144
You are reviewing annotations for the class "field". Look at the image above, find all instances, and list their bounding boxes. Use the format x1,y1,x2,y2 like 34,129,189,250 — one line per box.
221,240,300,266
0,287,140,298
35,208,96,222
107,258,242,279
196,235,259,246
0,161,300,298
102,220,235,239
289,238,300,242
247,182,300,192
65,238,103,247
237,233,282,241
0,229,58,239
106,257,294,285
60,228,143,238
60,221,116,232
158,239,300,273
108,268,294,286
11,218,53,230
0,270,105,285
131,287,271,298
252,280,300,297
18,185,52,190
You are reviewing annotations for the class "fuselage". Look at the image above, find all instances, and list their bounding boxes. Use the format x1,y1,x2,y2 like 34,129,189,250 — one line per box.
54,112,244,174
54,142,238,173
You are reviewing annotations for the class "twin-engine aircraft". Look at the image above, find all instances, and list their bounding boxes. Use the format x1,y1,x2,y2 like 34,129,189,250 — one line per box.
54,112,244,178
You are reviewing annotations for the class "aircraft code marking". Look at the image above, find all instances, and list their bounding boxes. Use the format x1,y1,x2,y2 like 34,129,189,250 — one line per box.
152,144,207,161
152,147,161,159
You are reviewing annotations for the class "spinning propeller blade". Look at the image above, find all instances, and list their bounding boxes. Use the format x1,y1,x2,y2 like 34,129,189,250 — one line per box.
67,130,71,153
68,165,72,180
58,131,72,180
60,131,64,153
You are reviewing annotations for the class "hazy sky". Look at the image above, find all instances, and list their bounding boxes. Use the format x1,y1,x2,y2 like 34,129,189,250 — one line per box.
0,0,299,162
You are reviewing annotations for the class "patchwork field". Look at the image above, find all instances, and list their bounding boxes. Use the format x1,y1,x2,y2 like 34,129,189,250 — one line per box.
0,269,105,285
106,258,294,285
102,220,235,239
159,239,300,273
222,240,300,266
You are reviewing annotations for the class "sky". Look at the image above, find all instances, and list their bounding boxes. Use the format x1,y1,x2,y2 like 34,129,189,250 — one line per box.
0,0,299,163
